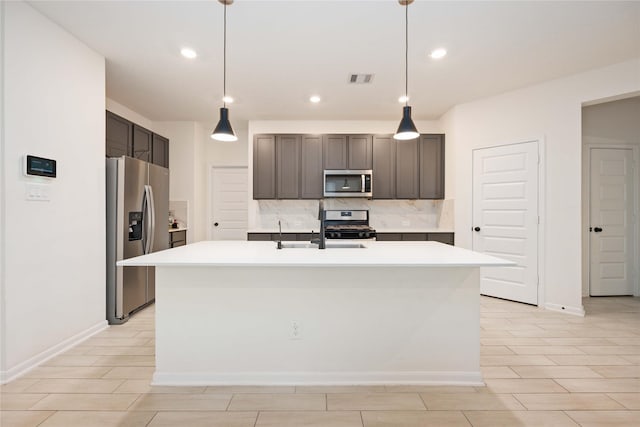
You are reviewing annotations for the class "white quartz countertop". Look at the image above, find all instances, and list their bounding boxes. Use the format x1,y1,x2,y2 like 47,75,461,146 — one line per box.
247,228,455,234
118,240,512,268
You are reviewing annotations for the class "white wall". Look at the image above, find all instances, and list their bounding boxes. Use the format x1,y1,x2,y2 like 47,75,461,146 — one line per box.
441,59,640,315
1,1,106,381
106,98,157,133
247,120,442,229
0,0,7,376
581,96,640,296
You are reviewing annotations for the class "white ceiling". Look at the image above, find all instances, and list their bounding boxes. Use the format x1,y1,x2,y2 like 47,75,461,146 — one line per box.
29,1,640,123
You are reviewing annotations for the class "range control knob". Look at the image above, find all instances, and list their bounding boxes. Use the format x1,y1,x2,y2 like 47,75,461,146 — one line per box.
358,231,365,238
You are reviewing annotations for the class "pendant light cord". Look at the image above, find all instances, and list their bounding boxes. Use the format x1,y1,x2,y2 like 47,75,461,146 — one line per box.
223,1,227,108
405,1,408,107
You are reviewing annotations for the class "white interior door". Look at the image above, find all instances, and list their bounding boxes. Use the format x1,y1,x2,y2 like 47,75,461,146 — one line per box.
473,141,539,305
589,148,635,296
210,167,248,240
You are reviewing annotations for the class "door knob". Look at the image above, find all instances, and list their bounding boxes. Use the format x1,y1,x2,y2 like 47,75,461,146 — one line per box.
593,227,603,233
474,227,481,232
214,222,219,227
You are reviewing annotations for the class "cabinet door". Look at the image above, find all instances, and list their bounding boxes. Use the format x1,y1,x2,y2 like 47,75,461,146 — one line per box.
106,111,132,157
427,233,454,245
276,135,301,199
395,139,419,199
301,135,323,199
132,125,152,162
419,134,444,199
402,233,428,241
253,135,276,199
323,135,347,169
247,233,272,241
348,135,372,169
152,133,169,168
376,233,402,241
372,135,395,199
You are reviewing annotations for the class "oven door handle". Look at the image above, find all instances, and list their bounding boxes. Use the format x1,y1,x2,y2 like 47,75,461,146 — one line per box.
361,174,365,193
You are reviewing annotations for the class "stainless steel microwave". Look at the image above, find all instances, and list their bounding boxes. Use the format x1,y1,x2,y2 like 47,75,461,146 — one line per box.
323,170,372,198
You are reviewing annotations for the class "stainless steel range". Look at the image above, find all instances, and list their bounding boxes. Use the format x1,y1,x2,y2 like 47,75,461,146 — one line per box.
324,210,377,239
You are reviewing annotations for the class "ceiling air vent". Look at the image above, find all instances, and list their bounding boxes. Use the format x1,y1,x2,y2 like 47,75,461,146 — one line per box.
348,73,374,84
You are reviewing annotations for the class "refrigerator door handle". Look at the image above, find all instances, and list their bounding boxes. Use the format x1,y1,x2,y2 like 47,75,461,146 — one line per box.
148,185,156,253
143,185,153,254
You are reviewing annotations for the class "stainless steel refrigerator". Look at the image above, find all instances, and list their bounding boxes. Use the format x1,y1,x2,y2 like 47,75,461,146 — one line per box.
106,156,169,324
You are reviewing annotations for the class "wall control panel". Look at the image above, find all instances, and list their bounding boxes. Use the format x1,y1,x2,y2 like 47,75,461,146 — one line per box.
24,155,57,178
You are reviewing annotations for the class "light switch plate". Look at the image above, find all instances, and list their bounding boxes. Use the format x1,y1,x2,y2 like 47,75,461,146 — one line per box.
26,183,50,201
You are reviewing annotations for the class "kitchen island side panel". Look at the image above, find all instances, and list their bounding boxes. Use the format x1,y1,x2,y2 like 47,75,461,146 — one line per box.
153,265,481,385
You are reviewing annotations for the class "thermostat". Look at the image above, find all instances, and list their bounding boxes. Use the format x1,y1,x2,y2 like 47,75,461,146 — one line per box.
24,155,57,178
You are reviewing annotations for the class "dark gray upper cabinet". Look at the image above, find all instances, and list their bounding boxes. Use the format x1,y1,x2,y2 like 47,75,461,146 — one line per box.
106,111,132,157
152,133,169,169
347,135,373,170
276,135,301,199
372,135,395,199
323,135,348,169
301,135,323,199
419,134,444,199
395,139,419,199
253,135,277,199
253,132,444,200
323,134,372,170
132,124,153,162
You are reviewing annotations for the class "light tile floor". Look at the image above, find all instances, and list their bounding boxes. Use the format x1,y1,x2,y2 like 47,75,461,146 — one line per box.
1,296,639,426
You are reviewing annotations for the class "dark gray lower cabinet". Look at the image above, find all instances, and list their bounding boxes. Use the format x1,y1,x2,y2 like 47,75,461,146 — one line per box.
375,232,455,245
247,233,306,241
248,232,454,245
301,135,323,199
169,230,187,248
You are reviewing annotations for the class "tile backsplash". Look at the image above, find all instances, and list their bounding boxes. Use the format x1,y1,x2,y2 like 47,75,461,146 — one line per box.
252,199,454,230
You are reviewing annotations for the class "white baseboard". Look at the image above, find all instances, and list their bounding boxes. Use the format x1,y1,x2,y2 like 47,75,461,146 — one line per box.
152,370,484,387
545,302,585,317
0,320,108,384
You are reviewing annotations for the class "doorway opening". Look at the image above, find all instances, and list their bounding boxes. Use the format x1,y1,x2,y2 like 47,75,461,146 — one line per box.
582,96,640,297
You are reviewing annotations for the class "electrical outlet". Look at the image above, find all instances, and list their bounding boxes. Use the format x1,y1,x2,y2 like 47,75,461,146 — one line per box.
290,320,301,340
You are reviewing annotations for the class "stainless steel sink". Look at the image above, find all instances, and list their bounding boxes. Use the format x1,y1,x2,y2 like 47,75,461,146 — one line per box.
279,242,366,249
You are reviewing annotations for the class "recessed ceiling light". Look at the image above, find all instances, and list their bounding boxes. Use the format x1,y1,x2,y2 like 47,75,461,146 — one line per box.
222,96,234,103
429,48,447,59
398,95,409,103
310,95,321,103
180,48,197,59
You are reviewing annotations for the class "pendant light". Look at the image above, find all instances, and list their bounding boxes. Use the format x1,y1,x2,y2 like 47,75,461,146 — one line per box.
211,0,238,142
394,0,420,141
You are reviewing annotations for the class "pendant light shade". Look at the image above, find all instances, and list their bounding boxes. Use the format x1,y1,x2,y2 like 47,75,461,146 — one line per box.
211,107,237,142
394,0,419,141
211,0,237,142
394,106,419,140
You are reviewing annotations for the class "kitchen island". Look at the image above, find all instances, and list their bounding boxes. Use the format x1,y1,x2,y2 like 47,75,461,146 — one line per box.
119,240,511,386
